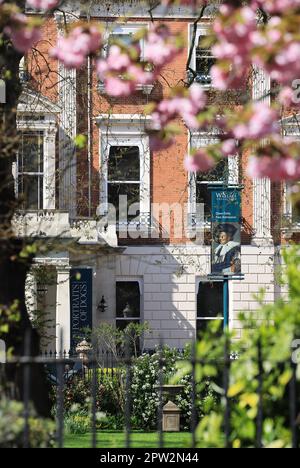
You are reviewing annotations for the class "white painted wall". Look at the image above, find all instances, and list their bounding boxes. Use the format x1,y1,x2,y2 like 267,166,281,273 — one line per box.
92,245,281,348
27,244,287,350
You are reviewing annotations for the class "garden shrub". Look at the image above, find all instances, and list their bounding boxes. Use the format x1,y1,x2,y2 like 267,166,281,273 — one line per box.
56,372,124,416
64,405,106,435
0,398,55,448
130,348,176,430
51,346,218,432
64,412,91,435
130,346,217,430
96,414,125,431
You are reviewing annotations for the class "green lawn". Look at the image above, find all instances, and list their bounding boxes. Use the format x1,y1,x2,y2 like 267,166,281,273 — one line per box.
64,431,192,449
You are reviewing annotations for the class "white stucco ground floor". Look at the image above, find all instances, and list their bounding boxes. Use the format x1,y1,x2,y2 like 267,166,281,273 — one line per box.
26,244,287,353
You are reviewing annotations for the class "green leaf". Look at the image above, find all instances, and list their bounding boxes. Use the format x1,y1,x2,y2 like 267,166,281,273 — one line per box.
279,369,293,387
0,324,9,334
74,134,87,149
228,381,245,398
239,393,259,409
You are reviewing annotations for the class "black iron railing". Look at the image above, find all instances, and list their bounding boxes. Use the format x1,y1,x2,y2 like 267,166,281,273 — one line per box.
0,333,299,449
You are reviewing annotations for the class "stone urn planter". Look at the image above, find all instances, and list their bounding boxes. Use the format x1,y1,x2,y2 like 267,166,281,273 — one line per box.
75,340,92,367
154,384,185,432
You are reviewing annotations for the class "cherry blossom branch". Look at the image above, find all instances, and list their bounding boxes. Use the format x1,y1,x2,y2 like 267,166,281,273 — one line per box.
186,4,206,82
147,0,161,22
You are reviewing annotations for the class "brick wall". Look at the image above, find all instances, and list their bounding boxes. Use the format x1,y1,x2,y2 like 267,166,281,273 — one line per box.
29,15,290,245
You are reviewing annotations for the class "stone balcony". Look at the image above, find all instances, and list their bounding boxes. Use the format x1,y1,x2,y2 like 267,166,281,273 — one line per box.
12,210,118,247
13,211,72,239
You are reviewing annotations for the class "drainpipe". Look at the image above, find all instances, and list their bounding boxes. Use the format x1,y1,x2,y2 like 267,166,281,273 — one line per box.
86,4,92,219
223,278,229,330
87,54,92,218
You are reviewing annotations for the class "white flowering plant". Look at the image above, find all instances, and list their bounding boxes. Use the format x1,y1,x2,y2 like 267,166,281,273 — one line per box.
130,346,218,430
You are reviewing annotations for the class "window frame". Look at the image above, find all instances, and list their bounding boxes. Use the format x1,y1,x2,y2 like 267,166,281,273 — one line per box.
196,278,228,336
284,182,300,227
107,145,141,222
189,24,215,89
281,120,300,231
17,131,44,211
188,131,239,229
115,277,143,328
195,161,228,224
97,115,151,230
15,115,57,211
99,23,153,95
103,23,147,60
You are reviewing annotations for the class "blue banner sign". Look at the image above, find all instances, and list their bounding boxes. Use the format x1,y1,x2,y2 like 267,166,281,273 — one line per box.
70,268,93,352
210,187,242,276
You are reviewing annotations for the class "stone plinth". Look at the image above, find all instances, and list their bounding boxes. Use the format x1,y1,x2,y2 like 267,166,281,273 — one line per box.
163,401,181,432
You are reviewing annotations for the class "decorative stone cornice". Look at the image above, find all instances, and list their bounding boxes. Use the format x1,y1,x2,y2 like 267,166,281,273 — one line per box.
98,82,154,97
53,1,218,20
18,87,61,115
95,113,151,133
54,10,81,31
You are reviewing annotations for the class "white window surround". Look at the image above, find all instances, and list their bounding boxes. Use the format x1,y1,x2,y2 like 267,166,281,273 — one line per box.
16,88,60,211
115,277,144,323
98,23,153,96
196,277,233,332
54,12,77,219
96,114,151,227
281,116,300,233
17,131,44,211
283,183,295,229
103,23,148,58
188,23,214,89
16,116,57,211
116,276,144,293
188,131,239,228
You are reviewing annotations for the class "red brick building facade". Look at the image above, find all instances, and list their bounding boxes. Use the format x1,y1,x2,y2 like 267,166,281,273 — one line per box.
15,1,295,353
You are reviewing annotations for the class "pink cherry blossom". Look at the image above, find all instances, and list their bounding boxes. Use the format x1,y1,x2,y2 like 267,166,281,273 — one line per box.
184,150,215,173
4,14,42,53
151,84,206,131
177,84,207,129
211,65,245,91
212,6,257,76
104,76,136,98
251,17,300,87
221,139,237,157
97,45,153,97
210,66,229,91
51,26,102,69
279,87,297,107
254,40,300,86
253,0,300,14
151,99,180,128
210,5,300,95
211,6,256,89
27,0,60,9
144,24,183,70
232,103,279,140
247,155,300,181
